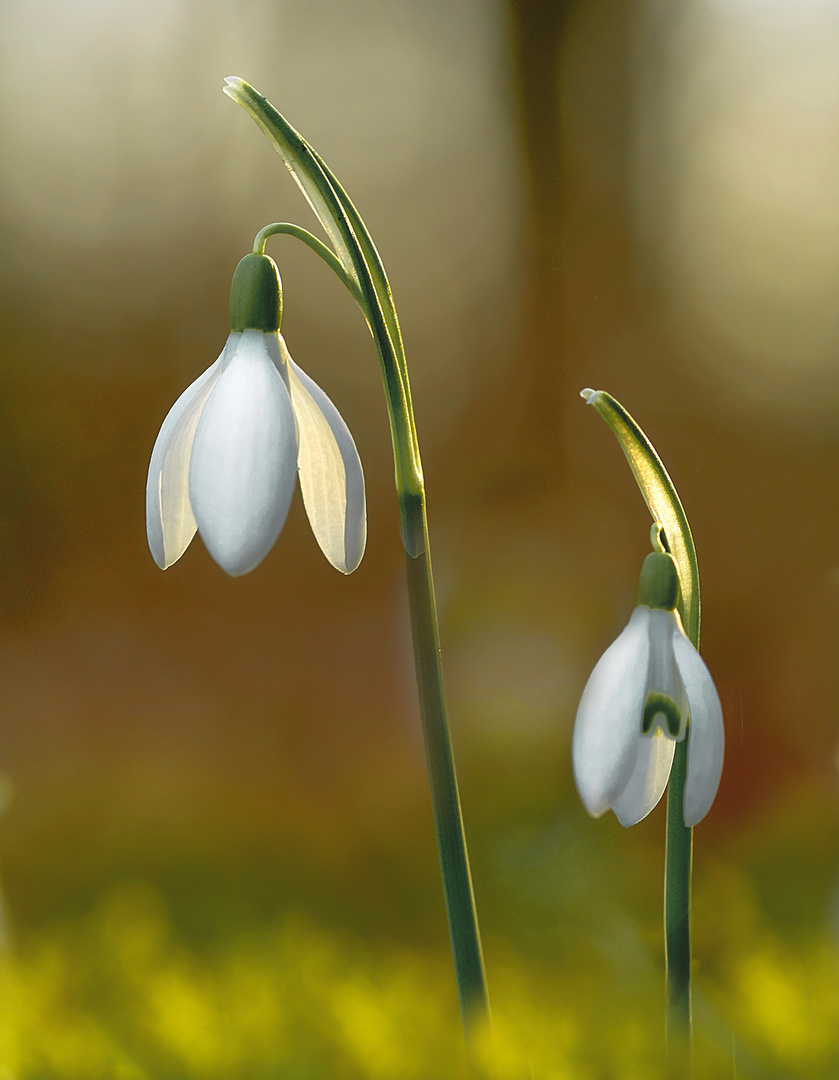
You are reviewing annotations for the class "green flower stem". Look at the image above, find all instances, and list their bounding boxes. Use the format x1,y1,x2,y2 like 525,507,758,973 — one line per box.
582,389,698,1073
403,491,491,1034
225,77,491,1043
665,742,692,1078
252,222,363,305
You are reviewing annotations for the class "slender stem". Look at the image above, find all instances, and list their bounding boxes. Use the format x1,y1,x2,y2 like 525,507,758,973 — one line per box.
224,80,491,1046
665,739,693,1078
402,490,491,1036
254,186,491,1048
253,222,363,303
666,543,699,1077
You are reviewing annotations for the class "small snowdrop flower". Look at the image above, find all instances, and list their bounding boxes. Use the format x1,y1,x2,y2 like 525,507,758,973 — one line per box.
573,551,724,827
146,252,366,576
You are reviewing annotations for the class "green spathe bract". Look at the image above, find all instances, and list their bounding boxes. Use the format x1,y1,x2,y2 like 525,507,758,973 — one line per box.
229,253,282,332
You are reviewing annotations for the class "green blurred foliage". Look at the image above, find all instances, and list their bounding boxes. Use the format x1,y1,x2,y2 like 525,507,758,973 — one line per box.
1,797,838,1080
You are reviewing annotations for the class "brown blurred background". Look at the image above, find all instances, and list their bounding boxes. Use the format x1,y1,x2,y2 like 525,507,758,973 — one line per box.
0,0,838,1074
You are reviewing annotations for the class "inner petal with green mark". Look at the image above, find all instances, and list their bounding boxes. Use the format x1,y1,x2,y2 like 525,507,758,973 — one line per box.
642,691,683,737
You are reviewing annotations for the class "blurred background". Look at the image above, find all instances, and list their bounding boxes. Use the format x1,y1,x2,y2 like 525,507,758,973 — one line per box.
0,0,838,1075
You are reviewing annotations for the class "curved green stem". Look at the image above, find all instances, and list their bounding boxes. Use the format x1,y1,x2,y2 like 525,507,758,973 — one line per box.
226,77,491,1044
583,389,697,1075
253,222,363,304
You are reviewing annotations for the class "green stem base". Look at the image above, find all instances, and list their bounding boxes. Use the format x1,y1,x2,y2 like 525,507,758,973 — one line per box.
665,738,693,1078
403,502,490,1039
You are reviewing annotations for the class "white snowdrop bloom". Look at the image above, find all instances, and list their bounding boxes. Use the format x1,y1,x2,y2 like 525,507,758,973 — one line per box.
146,253,366,577
572,552,724,827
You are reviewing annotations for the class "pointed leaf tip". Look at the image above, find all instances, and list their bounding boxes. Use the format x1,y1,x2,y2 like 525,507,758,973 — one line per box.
581,389,700,647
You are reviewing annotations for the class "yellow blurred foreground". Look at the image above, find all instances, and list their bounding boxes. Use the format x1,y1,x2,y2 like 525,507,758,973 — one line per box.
0,837,838,1080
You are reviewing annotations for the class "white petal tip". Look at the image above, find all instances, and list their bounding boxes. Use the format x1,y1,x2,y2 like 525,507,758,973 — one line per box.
149,543,185,572
573,765,617,820
205,540,274,578
320,528,366,575
329,533,367,575
684,801,711,827
216,560,256,578
580,388,598,403
613,796,660,829
683,778,722,827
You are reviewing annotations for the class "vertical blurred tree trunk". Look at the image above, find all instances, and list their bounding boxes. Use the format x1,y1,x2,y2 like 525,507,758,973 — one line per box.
507,0,577,469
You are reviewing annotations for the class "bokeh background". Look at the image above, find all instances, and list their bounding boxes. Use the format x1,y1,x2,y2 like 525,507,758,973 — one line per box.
0,0,838,1075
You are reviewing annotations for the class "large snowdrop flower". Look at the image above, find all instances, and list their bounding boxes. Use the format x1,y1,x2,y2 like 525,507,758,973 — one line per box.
573,551,724,827
146,252,366,576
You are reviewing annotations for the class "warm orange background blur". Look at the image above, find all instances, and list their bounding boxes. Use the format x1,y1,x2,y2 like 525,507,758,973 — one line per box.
0,1,838,1075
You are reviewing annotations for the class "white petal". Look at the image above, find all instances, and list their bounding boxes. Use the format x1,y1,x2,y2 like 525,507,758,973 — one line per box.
145,336,237,569
672,630,725,826
572,607,651,818
283,339,367,574
189,329,298,576
612,730,675,827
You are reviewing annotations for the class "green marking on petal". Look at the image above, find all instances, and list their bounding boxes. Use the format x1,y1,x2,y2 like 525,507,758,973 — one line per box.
643,691,682,737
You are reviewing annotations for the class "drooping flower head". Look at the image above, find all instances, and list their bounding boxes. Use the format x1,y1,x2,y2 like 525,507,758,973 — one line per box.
146,251,366,577
572,551,724,827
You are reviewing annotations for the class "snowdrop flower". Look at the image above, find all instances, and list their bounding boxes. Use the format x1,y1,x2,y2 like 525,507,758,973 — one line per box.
146,252,366,577
573,551,724,827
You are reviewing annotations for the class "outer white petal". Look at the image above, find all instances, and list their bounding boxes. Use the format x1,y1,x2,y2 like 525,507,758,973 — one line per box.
145,336,237,569
282,338,367,574
612,730,676,827
572,607,651,818
672,630,725,826
189,329,298,576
